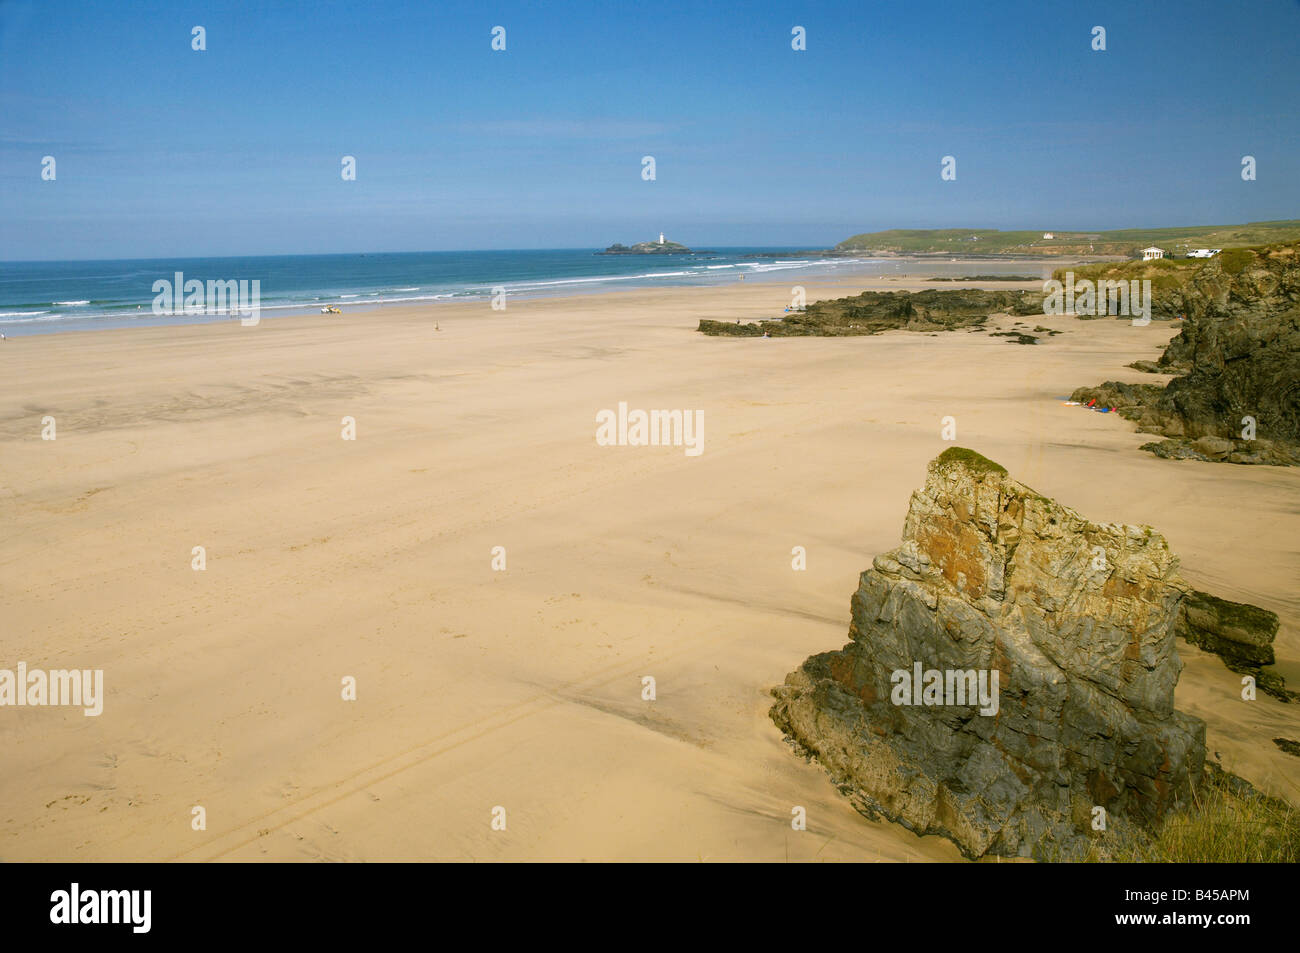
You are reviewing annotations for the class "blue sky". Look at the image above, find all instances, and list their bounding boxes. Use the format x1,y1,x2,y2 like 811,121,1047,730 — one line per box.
2,0,1297,259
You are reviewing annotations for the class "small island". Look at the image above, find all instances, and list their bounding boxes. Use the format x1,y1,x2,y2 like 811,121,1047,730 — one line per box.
599,234,692,255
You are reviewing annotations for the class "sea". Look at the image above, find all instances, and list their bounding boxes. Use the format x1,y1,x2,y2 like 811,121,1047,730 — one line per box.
0,248,1050,337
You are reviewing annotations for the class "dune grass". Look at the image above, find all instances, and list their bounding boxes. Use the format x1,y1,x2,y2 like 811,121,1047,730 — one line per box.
1074,766,1300,863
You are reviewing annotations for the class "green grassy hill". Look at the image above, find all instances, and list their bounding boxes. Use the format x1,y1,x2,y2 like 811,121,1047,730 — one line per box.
834,220,1300,257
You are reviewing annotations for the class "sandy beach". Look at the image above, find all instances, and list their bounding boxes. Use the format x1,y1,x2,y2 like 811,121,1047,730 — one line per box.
1,276,1296,862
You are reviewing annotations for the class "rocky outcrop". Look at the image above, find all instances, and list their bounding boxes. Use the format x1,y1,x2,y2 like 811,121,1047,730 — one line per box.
699,288,1042,337
1071,242,1300,465
599,240,693,255
1177,590,1277,668
770,449,1208,859
1174,589,1292,702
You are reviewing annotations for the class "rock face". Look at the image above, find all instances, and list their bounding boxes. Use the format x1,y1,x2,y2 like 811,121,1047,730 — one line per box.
1071,242,1300,465
770,449,1207,859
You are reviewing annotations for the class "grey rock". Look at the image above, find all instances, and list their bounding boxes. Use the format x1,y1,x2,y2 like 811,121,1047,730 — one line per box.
770,448,1208,859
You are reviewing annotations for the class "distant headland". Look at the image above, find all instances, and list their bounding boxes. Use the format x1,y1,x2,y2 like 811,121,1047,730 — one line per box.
832,220,1300,258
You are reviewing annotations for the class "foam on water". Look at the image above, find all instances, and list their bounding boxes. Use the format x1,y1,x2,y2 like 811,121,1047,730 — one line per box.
0,249,997,336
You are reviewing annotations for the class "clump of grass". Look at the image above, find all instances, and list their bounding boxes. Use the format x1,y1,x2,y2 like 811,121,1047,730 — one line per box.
1053,257,1200,291
933,447,1008,476
1077,766,1299,863
1217,247,1255,275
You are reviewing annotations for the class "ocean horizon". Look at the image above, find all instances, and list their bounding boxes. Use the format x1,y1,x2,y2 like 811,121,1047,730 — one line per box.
0,247,829,336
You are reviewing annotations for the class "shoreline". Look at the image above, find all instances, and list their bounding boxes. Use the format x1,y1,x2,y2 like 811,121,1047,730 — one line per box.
0,271,1046,344
0,257,1093,339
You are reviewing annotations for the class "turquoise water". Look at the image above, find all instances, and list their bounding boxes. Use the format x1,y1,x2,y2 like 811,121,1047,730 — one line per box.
0,247,882,336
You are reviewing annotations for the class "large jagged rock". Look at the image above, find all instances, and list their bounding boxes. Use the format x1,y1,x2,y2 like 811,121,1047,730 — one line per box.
1071,242,1300,465
770,449,1208,859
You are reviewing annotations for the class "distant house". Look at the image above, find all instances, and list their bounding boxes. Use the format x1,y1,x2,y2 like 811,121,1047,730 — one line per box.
1042,232,1054,240
1141,246,1165,261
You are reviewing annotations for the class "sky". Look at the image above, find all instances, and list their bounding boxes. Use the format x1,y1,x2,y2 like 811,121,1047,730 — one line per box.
1,0,1298,260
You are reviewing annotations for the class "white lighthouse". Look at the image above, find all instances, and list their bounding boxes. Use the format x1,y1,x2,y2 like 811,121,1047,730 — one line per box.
659,232,665,244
